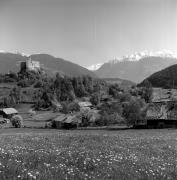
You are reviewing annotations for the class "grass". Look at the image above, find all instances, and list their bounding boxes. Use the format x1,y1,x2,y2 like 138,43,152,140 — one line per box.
0,129,177,179
15,104,61,128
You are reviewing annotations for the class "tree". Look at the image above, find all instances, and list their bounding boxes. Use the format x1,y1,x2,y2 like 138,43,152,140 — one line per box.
122,98,144,126
33,80,43,88
130,86,139,96
7,86,21,106
60,77,75,101
73,77,87,97
90,92,100,106
119,92,131,102
34,85,53,109
54,74,62,101
11,115,23,128
61,101,80,114
141,80,153,103
93,82,101,93
108,84,120,98
83,75,94,93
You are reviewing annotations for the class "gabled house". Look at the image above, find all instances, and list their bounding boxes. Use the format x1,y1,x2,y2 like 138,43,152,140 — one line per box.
0,108,18,119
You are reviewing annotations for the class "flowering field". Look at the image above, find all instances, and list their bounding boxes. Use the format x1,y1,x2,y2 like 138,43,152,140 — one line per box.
0,129,177,180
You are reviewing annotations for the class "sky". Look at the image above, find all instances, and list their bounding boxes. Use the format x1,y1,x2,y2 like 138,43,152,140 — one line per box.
0,0,177,67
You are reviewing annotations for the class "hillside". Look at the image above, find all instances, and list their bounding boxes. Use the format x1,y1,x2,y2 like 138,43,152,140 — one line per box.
139,64,177,89
95,56,177,83
30,54,96,77
0,53,26,73
0,53,96,77
102,78,135,89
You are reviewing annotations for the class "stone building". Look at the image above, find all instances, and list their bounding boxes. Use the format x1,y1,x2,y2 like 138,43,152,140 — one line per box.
21,57,40,72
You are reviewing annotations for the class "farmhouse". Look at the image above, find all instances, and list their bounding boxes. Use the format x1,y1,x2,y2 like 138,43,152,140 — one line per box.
53,114,81,129
53,114,67,129
143,99,177,128
146,102,167,120
145,88,177,123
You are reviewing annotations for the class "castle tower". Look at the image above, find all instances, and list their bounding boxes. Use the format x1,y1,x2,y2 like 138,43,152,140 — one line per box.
20,57,40,72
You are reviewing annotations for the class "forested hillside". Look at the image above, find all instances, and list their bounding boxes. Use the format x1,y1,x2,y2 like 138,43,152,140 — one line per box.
139,64,177,89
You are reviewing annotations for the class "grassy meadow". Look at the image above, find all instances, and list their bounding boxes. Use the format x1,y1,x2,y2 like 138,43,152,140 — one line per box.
0,129,177,180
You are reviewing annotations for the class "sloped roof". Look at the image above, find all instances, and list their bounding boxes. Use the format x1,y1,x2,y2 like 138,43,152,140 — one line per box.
78,101,92,107
53,114,67,122
54,114,81,124
1,108,18,115
152,88,177,102
65,116,74,123
64,115,81,124
146,103,167,119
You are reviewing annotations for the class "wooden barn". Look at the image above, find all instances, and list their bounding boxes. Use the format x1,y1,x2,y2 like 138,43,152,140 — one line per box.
145,100,177,128
53,114,81,129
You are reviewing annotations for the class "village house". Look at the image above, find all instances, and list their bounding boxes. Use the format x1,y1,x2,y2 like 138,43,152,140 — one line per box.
0,108,18,119
78,101,93,111
53,114,81,129
143,99,177,128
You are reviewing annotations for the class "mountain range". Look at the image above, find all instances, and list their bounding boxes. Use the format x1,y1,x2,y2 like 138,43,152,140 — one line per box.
0,52,96,77
1,50,177,84
91,51,177,83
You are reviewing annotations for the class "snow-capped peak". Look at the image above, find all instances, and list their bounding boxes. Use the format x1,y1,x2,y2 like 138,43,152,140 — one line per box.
108,51,150,64
108,50,177,64
15,51,30,57
87,50,177,71
0,50,30,57
153,50,177,58
0,50,9,53
87,63,103,71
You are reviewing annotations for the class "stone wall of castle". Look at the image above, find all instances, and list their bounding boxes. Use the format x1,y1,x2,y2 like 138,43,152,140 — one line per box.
26,58,40,71
20,58,40,72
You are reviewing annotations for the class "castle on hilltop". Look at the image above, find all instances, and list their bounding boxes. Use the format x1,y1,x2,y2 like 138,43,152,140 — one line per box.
20,57,40,72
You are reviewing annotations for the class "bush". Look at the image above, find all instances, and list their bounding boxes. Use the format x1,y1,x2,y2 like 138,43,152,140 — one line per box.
34,80,43,88
119,92,131,102
138,80,153,103
108,84,120,98
4,77,17,83
98,101,122,115
61,101,80,114
90,92,100,106
17,79,32,87
122,98,146,126
96,112,124,126
11,115,23,128
45,121,53,128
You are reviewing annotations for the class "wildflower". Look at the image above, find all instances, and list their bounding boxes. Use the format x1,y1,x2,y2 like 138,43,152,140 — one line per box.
44,163,50,167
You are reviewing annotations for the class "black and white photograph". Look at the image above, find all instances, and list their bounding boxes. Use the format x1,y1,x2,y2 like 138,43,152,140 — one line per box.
0,0,177,179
